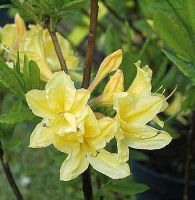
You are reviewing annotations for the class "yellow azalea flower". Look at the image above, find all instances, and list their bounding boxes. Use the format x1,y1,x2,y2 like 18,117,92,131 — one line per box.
18,25,79,82
0,14,26,50
88,49,123,92
91,69,124,107
113,61,172,162
26,71,90,135
1,14,79,82
26,71,130,180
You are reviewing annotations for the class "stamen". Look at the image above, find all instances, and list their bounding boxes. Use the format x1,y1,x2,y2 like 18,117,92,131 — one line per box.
155,85,164,93
139,130,161,139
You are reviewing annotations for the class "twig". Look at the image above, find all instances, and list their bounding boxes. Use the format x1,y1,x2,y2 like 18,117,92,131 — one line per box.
81,0,98,200
82,0,98,89
82,168,93,200
45,17,68,74
183,112,195,200
48,30,68,74
0,141,24,200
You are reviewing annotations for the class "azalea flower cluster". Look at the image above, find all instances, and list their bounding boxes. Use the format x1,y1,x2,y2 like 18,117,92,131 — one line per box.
26,49,172,181
0,14,80,81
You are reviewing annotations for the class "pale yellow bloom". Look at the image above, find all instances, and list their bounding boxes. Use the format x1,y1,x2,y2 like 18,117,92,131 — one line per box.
26,71,130,180
91,69,124,107
26,71,90,136
1,15,79,82
0,14,26,50
113,61,172,162
88,49,123,92
18,25,79,81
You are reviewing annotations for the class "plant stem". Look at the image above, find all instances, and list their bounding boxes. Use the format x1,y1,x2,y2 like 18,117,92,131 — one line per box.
82,168,93,200
48,30,68,74
44,16,68,74
81,0,98,200
0,141,24,200
82,0,98,89
183,112,195,200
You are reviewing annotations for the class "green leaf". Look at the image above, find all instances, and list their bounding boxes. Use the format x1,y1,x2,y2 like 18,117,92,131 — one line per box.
23,57,40,91
130,150,149,161
124,21,132,53
0,60,25,99
0,98,26,138
107,177,149,195
14,52,21,73
162,49,195,82
63,0,88,9
183,85,195,111
104,25,121,54
187,0,195,33
160,65,177,89
0,109,34,124
154,10,194,61
120,52,137,90
152,58,169,90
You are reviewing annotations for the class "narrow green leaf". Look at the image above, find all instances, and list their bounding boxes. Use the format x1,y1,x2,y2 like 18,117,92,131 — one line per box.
29,60,40,90
0,109,34,124
0,60,25,99
162,49,195,82
154,10,194,61
23,57,40,91
107,178,149,195
105,25,121,54
124,21,132,53
14,52,21,73
186,0,195,33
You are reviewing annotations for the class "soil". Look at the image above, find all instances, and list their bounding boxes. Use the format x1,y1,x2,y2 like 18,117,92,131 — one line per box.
140,125,195,179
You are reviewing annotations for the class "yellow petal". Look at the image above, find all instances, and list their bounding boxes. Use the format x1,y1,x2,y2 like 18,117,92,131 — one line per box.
1,24,16,49
88,49,123,92
127,60,152,97
99,117,117,143
103,69,124,96
46,71,76,112
115,130,129,163
83,107,101,139
29,120,54,148
70,89,90,115
56,113,77,135
19,28,53,81
115,93,166,125
91,69,124,107
153,116,164,128
26,90,54,118
91,117,117,151
88,149,130,179
14,14,26,49
122,125,172,150
53,133,80,154
60,148,89,181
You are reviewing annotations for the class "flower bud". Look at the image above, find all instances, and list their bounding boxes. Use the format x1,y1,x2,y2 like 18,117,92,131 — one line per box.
88,49,123,92
91,69,124,107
